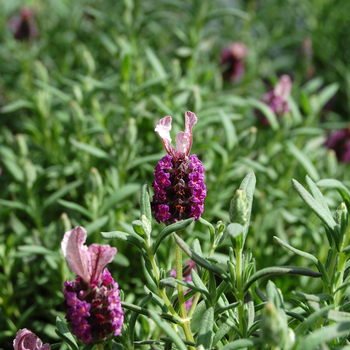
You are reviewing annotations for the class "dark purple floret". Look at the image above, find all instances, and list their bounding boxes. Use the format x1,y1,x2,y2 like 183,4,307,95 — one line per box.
8,7,38,41
151,154,206,224
326,128,350,163
221,42,248,83
63,268,123,344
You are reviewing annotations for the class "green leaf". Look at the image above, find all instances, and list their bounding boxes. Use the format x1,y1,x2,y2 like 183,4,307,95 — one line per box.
82,343,96,350
286,142,320,181
57,199,92,219
100,184,140,214
306,176,332,217
0,200,35,220
34,80,72,102
327,310,350,322
220,338,263,350
296,321,350,350
1,100,35,113
173,233,229,281
212,322,232,347
146,47,167,78
208,7,250,20
247,98,279,131
147,310,187,350
292,179,337,231
101,230,146,251
214,301,241,319
112,342,126,350
292,291,333,303
70,138,117,165
152,218,194,254
17,245,59,257
244,266,322,292
220,110,237,151
317,178,350,209
85,215,110,234
43,179,83,210
55,316,78,350
140,183,152,222
273,236,318,264
196,307,214,350
314,83,339,114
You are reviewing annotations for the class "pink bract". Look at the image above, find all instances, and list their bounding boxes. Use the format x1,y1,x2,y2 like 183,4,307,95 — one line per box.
274,75,292,98
13,329,50,350
61,226,117,283
155,111,197,163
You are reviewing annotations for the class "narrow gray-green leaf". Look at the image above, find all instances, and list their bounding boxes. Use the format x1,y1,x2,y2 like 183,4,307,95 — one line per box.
220,110,237,151
220,338,263,350
317,179,350,209
152,218,194,254
57,199,92,219
43,179,83,209
140,183,152,222
244,266,321,292
173,233,229,281
55,316,78,350
286,142,319,181
273,236,318,264
196,307,214,350
101,230,146,251
145,47,166,78
247,97,279,130
305,176,331,216
85,215,109,234
297,321,350,350
148,310,187,350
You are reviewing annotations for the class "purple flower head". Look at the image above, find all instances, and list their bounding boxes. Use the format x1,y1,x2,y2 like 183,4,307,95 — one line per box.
221,42,248,83
151,112,206,224
326,128,350,163
62,227,124,344
170,260,197,310
13,329,50,350
8,7,38,41
256,75,292,126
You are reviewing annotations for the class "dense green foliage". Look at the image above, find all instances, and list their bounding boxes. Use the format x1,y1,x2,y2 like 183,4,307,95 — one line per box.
1,0,350,349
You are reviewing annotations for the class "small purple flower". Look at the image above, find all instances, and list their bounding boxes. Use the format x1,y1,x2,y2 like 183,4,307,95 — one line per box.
61,227,124,344
170,261,197,310
326,128,350,163
13,329,50,350
221,42,248,83
151,112,207,224
8,7,38,41
256,75,292,126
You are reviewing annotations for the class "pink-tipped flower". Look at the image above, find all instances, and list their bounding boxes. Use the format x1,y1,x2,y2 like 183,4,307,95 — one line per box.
151,112,206,224
170,260,197,310
221,42,248,83
326,128,350,163
8,7,38,41
61,227,124,344
256,75,292,126
13,329,50,350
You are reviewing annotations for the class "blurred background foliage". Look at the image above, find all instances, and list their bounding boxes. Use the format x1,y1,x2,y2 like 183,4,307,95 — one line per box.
0,0,349,347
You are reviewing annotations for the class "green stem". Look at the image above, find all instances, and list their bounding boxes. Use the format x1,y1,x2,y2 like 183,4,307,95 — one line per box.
235,247,245,336
176,231,195,348
97,344,103,350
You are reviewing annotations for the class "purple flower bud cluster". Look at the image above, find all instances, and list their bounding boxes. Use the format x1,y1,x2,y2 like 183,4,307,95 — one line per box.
63,268,123,345
170,260,197,310
151,154,206,224
326,128,350,163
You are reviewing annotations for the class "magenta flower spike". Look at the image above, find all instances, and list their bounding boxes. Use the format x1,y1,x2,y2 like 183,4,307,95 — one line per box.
221,42,248,83
151,111,206,224
13,329,50,350
8,7,38,41
61,226,124,344
326,128,350,163
257,75,292,126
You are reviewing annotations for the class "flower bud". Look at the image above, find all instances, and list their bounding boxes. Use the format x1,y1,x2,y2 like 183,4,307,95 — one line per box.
229,189,249,225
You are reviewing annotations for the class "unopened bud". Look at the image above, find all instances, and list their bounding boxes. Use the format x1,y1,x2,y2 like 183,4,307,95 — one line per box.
229,189,249,225
16,134,28,157
334,202,347,225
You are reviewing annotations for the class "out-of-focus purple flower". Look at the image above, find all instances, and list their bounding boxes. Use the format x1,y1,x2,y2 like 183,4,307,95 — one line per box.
13,329,50,350
221,42,248,83
151,112,206,224
302,38,315,78
326,128,350,163
8,7,38,41
170,260,197,310
256,75,292,126
61,227,123,344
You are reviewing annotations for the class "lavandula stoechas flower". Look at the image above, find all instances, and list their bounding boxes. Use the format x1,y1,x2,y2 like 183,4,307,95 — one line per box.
326,127,350,163
170,260,197,310
61,227,123,344
221,42,248,83
151,111,206,224
8,7,38,41
256,75,292,126
13,329,50,350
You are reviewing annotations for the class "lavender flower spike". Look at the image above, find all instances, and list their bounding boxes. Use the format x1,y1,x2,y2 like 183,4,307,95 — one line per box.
62,227,124,344
326,127,350,163
13,329,50,350
152,112,206,224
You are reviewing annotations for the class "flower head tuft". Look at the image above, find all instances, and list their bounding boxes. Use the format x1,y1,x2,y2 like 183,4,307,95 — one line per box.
152,113,206,224
8,7,38,41
326,127,350,163
221,42,248,83
62,227,123,344
13,329,50,350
